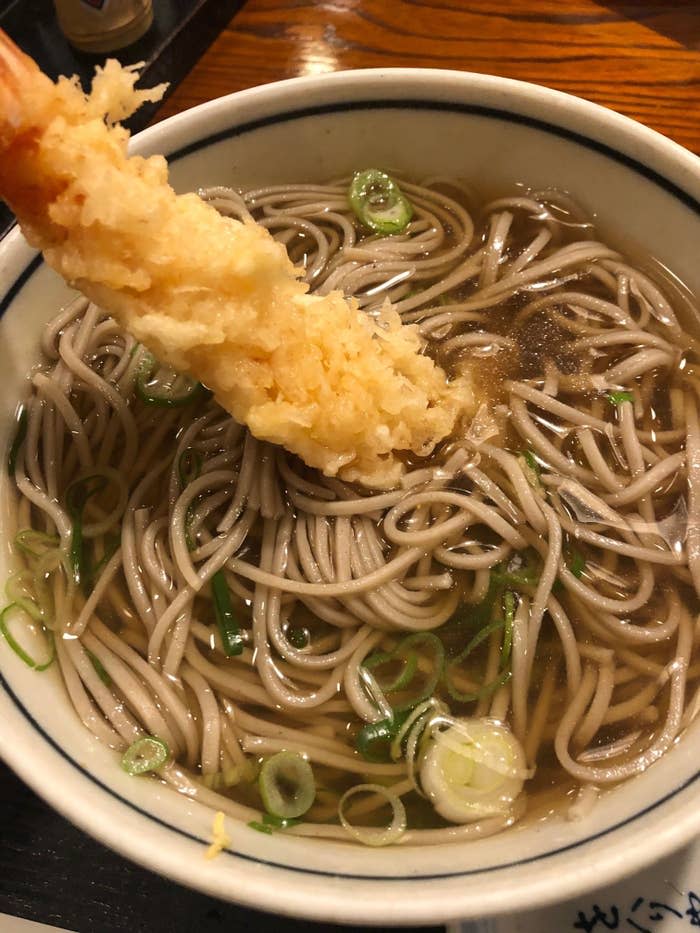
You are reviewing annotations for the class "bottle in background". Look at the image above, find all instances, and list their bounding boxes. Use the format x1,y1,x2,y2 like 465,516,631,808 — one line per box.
54,0,154,54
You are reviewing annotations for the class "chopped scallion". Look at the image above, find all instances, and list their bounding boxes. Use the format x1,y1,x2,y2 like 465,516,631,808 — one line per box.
362,632,444,713
211,569,244,657
65,474,108,588
7,407,27,476
519,449,542,488
0,603,54,670
569,550,586,579
443,591,514,703
349,169,413,235
356,710,411,763
259,751,315,819
86,649,112,686
608,390,634,405
121,735,169,775
136,351,211,407
178,448,202,487
248,812,301,834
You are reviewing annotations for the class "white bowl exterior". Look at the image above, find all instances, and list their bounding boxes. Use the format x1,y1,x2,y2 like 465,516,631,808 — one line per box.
1,69,700,924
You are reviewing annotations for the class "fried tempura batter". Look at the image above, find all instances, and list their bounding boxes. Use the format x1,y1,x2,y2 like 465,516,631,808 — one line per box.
0,32,471,487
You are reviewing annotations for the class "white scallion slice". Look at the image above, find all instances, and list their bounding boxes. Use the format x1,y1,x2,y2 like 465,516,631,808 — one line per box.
420,719,527,824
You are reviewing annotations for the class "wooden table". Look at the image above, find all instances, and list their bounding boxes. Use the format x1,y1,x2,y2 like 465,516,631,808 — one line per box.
3,2,700,931
157,0,700,157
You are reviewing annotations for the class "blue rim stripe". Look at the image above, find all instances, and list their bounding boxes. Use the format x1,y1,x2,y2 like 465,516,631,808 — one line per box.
168,99,700,217
2,662,698,881
1,96,699,883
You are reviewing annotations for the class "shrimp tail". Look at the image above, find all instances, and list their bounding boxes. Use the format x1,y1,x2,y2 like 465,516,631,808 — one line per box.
0,28,166,247
0,31,67,241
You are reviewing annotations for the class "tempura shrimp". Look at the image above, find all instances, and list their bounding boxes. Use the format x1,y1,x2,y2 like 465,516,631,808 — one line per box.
0,31,472,487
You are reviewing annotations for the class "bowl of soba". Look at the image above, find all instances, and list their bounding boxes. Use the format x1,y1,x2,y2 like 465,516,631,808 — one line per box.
1,57,699,925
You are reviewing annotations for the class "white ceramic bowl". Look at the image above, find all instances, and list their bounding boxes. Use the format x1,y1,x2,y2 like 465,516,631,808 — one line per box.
1,69,700,927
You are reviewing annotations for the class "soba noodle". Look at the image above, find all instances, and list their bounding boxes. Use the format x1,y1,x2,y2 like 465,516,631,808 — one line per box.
4,175,698,846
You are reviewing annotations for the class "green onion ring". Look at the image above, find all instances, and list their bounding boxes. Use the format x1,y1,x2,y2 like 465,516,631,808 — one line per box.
121,735,169,775
338,784,407,847
348,169,414,235
259,751,315,819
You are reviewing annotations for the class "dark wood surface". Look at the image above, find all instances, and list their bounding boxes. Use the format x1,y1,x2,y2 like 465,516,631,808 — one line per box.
0,759,439,932
3,1,700,930
156,0,700,156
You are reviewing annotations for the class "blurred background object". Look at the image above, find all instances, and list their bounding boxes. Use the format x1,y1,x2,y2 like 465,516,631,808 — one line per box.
0,0,244,235
53,0,154,54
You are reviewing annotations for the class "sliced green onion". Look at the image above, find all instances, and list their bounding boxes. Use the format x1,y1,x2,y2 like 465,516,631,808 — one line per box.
178,448,202,487
65,474,108,588
338,783,407,847
211,569,244,657
356,709,411,763
444,591,514,704
248,820,274,835
389,697,442,763
608,390,634,405
7,406,27,475
363,647,418,693
361,632,444,713
121,735,169,775
248,812,301,834
86,649,112,686
491,550,543,590
259,751,315,819
569,550,586,579
518,449,542,488
5,573,45,623
0,603,54,670
348,169,413,235
136,351,211,407
14,529,60,559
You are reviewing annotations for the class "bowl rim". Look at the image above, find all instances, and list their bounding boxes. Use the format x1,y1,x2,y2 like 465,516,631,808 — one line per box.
2,65,700,925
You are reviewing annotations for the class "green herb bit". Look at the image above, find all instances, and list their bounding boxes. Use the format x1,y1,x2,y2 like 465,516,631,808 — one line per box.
65,474,109,588
249,812,301,834
211,569,244,657
136,351,211,408
518,449,542,489
443,590,515,704
248,820,274,835
356,710,411,763
348,169,414,235
607,390,634,405
491,560,539,588
121,735,169,776
86,649,112,686
0,603,55,671
361,632,444,713
7,407,27,476
569,550,586,579
178,448,203,487
439,578,501,657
